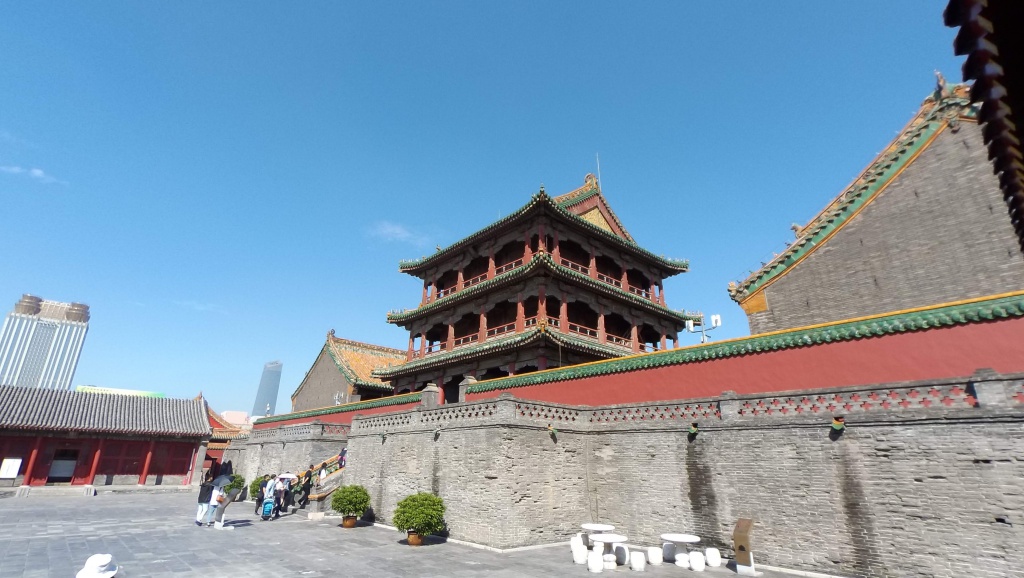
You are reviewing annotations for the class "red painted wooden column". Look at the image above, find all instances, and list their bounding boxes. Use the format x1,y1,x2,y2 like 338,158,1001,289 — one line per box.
658,281,666,305
588,251,598,279
419,333,427,357
487,250,496,279
407,334,415,360
22,436,43,486
538,286,547,322
478,309,487,342
631,325,640,353
649,283,657,302
421,281,428,305
515,299,525,332
456,270,465,292
597,310,606,342
620,269,629,288
87,439,104,485
559,300,569,333
446,324,455,350
552,233,560,261
660,334,668,350
138,440,156,485
537,224,547,252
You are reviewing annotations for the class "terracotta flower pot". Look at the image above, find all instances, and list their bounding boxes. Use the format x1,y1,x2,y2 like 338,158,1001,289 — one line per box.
407,531,423,546
342,516,357,528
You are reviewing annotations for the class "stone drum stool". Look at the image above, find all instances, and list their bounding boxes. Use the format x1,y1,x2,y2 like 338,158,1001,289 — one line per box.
646,546,663,565
629,551,646,571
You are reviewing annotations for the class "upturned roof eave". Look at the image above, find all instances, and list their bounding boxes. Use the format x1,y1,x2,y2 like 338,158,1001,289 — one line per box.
397,192,688,276
387,253,698,326
370,327,629,380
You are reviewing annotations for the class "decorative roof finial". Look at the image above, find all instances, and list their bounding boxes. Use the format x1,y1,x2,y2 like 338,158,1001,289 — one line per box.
328,328,336,339
934,70,950,100
790,223,801,237
539,184,545,194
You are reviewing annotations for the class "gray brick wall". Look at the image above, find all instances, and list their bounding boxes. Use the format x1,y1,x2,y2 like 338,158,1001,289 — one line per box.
747,122,1024,335
291,349,354,413
341,376,1024,578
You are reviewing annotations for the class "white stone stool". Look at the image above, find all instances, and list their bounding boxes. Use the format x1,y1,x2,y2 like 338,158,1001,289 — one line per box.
674,552,690,568
646,546,663,565
662,542,676,563
571,537,588,565
705,547,722,567
689,551,706,571
603,553,617,570
587,550,604,573
629,551,646,571
613,544,630,566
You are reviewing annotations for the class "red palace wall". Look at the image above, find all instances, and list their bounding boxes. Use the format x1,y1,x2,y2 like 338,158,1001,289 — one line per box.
0,435,198,486
468,316,1024,405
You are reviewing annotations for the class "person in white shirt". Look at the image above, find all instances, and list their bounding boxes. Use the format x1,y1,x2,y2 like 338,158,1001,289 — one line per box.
206,484,225,526
272,478,285,519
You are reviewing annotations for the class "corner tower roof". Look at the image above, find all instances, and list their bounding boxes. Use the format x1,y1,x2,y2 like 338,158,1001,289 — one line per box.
397,175,688,276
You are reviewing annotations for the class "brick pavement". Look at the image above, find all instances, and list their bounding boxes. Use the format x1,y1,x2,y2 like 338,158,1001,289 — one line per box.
0,492,800,578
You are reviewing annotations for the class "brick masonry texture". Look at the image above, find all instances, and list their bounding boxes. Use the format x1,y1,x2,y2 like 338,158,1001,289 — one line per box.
338,375,1024,578
747,122,1024,335
291,349,353,413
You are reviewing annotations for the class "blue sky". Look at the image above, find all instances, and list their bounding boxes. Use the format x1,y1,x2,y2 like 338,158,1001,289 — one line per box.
1,3,965,414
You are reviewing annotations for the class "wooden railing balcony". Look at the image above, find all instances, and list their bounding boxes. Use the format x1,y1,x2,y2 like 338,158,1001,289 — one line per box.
637,342,660,352
596,272,622,287
494,258,523,275
559,258,590,275
605,334,632,348
486,321,516,338
453,334,479,348
424,342,446,355
568,322,599,338
628,285,651,299
435,287,456,299
463,272,488,288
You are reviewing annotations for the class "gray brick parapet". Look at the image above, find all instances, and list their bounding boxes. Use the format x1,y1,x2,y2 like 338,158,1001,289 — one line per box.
343,372,1024,578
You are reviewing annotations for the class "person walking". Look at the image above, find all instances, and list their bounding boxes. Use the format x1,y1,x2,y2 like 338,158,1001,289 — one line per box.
271,475,285,519
195,473,214,527
300,465,314,509
206,481,226,526
253,474,270,515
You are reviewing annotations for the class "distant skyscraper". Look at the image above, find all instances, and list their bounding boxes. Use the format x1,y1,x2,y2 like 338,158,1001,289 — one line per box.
251,361,283,416
0,294,90,390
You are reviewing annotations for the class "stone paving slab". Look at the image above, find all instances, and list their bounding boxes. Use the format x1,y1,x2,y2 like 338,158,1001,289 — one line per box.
0,492,795,577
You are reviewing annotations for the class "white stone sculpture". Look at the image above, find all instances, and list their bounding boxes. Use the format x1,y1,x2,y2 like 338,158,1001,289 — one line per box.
689,551,706,571
662,542,676,563
571,536,588,565
614,544,630,565
629,551,646,571
646,546,663,565
705,547,722,567
674,552,690,568
587,550,604,573
603,553,617,570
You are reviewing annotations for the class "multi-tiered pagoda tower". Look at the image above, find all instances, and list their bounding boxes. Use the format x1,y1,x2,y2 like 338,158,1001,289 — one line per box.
373,175,696,403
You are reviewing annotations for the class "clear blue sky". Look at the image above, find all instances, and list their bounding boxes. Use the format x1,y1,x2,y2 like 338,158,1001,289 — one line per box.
1,3,965,414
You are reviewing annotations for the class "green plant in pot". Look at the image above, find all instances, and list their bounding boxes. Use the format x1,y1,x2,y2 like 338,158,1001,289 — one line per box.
331,485,371,528
392,492,445,545
249,478,263,502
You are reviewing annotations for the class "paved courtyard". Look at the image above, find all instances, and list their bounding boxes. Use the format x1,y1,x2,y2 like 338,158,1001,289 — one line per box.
0,492,791,578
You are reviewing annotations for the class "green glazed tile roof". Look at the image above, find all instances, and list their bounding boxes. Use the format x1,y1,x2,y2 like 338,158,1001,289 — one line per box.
253,392,423,426
731,89,978,302
397,189,688,275
386,252,700,325
468,291,1024,394
371,326,631,380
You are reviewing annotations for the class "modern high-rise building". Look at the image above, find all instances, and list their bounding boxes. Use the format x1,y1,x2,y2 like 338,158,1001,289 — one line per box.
251,361,282,417
0,294,90,390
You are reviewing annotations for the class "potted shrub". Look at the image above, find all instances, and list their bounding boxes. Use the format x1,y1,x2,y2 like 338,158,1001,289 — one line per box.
249,478,263,502
331,485,371,528
392,492,446,546
224,474,246,503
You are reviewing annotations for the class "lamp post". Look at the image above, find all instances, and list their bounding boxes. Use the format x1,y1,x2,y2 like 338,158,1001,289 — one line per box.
685,313,722,343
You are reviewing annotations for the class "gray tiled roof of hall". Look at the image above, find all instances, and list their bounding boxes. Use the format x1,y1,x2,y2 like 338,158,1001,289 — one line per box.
0,385,212,437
